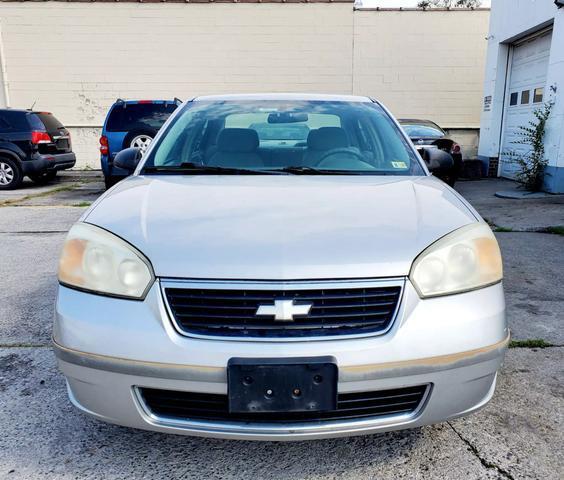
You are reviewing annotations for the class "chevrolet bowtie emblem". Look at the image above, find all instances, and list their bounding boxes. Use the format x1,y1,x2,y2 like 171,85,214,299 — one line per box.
256,299,312,322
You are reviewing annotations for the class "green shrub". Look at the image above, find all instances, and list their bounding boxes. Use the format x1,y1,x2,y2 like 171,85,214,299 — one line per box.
506,103,552,192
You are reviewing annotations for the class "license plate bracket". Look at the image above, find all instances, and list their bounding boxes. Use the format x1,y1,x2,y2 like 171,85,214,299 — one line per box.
227,357,337,414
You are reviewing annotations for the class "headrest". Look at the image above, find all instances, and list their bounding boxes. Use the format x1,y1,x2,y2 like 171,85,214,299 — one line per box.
217,128,259,153
307,127,348,151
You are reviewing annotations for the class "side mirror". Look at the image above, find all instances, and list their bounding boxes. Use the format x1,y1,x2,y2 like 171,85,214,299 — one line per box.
114,147,142,174
418,147,454,173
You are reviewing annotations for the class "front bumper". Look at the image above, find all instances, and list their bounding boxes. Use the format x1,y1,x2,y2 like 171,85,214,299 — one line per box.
53,280,508,441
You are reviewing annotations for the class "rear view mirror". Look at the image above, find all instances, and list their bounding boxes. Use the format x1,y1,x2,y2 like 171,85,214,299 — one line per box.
268,112,308,124
114,147,142,174
418,147,454,173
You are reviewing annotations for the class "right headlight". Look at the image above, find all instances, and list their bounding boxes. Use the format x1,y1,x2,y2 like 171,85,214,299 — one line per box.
409,222,503,298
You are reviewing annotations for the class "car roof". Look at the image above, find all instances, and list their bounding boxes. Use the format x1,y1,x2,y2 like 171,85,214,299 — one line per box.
193,93,373,103
398,119,440,126
114,99,176,104
0,108,38,114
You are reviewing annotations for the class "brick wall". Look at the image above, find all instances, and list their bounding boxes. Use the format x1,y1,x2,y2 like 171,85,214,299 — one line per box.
0,3,489,168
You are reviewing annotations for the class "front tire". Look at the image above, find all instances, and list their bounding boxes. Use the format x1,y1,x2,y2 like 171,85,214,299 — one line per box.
29,170,57,185
0,157,23,190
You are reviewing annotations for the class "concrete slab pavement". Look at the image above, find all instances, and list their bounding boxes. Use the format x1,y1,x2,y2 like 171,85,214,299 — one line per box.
0,206,84,233
0,171,86,201
456,178,564,345
455,179,564,231
0,232,65,345
0,171,104,208
0,173,92,346
496,232,564,345
450,347,564,480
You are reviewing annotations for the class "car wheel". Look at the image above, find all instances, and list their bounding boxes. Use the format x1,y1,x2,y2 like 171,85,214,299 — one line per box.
0,157,23,190
29,170,57,185
123,129,157,156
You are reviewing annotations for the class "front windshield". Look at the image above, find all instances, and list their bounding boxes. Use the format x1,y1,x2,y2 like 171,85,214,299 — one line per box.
142,100,425,175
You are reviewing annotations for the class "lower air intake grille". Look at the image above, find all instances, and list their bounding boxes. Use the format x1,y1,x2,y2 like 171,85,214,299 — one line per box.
139,385,428,423
164,285,402,338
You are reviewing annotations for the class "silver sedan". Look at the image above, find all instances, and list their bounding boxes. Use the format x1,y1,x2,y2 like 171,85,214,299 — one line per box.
53,94,507,440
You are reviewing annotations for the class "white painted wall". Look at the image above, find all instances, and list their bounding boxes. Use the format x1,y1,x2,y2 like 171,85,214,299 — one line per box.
0,3,489,169
353,9,489,128
478,0,564,192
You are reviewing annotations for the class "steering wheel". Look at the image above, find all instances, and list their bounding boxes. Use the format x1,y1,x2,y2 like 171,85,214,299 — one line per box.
315,148,370,169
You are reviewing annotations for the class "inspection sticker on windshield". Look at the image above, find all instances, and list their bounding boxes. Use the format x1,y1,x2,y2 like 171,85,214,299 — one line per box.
391,161,408,169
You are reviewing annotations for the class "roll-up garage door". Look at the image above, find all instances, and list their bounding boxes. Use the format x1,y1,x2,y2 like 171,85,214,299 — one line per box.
499,30,552,178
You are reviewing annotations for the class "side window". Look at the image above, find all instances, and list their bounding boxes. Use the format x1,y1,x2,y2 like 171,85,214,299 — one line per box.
533,87,544,103
509,92,519,106
0,115,11,133
27,114,45,130
3,111,30,131
152,110,198,166
520,90,530,104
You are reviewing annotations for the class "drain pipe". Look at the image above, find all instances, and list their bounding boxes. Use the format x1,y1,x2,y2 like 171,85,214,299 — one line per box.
0,22,10,108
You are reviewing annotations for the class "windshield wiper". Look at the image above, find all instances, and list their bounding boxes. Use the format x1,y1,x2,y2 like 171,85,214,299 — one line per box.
142,163,282,175
271,166,374,175
272,166,326,175
143,163,389,176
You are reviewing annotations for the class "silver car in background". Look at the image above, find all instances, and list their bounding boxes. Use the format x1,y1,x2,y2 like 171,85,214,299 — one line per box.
53,94,507,441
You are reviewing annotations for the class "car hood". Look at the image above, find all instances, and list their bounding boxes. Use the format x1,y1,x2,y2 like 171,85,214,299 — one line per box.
85,175,478,280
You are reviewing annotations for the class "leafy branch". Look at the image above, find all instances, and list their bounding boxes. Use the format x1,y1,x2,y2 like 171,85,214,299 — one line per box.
505,102,552,191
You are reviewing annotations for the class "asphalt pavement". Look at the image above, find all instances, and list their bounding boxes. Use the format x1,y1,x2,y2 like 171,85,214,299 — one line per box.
0,174,562,479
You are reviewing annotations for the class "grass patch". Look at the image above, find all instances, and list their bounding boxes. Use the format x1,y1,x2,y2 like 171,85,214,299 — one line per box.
72,201,92,208
544,226,564,236
509,339,553,349
0,184,78,207
494,226,513,232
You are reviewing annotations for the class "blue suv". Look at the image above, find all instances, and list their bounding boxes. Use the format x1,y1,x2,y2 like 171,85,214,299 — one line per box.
99,99,180,189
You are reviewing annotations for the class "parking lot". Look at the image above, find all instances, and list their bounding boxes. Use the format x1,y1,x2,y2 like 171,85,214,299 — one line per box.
0,173,562,480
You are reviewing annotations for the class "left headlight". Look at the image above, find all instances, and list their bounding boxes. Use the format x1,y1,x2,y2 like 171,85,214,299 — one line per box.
409,222,503,298
58,223,154,299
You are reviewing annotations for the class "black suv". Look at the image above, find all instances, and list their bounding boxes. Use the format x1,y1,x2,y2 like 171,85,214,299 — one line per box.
0,109,76,189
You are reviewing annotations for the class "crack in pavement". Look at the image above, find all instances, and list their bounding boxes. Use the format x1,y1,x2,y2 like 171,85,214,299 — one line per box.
509,342,563,349
0,231,67,234
447,421,515,480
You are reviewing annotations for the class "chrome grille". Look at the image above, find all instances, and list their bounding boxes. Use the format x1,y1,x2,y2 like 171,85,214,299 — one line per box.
163,282,402,338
